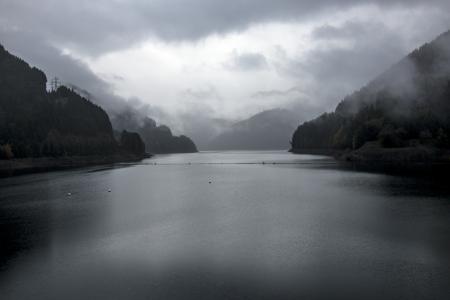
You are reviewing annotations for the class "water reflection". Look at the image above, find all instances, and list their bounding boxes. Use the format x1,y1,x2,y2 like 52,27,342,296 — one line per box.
0,151,449,299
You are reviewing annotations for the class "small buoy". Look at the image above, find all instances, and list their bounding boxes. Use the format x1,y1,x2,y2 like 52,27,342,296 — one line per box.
108,189,111,193
67,192,72,196
208,181,212,184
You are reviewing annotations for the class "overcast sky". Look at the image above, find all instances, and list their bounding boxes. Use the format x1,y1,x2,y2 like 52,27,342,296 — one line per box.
1,0,450,135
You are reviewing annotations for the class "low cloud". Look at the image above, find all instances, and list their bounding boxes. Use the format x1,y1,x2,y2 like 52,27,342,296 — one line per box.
225,51,269,71
181,85,223,101
0,28,171,132
273,16,450,110
251,87,304,99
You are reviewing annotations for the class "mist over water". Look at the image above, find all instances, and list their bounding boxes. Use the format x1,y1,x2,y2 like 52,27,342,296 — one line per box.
0,151,449,300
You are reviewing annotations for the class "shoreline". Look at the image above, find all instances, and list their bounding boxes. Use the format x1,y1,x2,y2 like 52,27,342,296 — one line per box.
290,144,450,163
289,148,345,159
290,145,450,175
0,154,151,177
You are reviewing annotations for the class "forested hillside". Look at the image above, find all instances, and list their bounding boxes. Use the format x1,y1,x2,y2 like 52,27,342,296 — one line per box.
208,109,299,150
291,30,450,160
0,44,145,159
112,112,197,154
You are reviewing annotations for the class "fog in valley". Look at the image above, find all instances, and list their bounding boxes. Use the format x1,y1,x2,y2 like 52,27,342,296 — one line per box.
1,0,450,149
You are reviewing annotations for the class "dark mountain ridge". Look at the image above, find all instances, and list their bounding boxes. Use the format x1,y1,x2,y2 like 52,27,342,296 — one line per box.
208,108,300,150
0,43,145,160
291,30,450,162
111,111,197,154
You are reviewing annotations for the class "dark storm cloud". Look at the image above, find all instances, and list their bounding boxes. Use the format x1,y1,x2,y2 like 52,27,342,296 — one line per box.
1,0,450,56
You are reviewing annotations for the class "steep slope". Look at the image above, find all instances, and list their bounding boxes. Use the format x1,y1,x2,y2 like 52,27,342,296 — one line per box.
291,30,450,161
0,44,145,159
111,112,197,154
208,109,300,150
138,119,197,154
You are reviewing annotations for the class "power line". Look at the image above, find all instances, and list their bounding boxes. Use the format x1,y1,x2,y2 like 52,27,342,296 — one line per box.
50,77,60,92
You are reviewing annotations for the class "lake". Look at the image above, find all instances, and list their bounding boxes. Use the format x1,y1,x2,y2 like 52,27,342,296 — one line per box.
0,151,449,299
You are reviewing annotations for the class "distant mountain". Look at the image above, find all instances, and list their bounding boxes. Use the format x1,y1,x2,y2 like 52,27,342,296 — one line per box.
208,109,300,150
291,30,450,162
0,43,145,159
112,111,197,154
181,117,234,150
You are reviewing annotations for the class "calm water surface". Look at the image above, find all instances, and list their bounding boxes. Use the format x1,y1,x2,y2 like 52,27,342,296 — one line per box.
0,151,449,299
